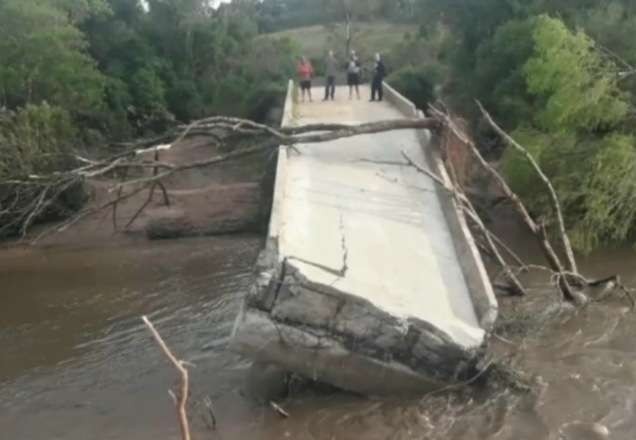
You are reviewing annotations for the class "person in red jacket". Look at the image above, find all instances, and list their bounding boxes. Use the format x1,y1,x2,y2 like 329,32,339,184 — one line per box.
297,56,314,102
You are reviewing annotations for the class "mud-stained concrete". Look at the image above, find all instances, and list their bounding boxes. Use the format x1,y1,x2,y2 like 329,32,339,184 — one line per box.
232,84,496,394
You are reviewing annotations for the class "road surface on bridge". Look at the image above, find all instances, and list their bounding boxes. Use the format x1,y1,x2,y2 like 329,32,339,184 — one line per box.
232,83,496,394
278,85,484,347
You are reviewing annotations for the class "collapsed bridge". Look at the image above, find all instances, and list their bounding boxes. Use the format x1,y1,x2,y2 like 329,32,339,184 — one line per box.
231,81,497,395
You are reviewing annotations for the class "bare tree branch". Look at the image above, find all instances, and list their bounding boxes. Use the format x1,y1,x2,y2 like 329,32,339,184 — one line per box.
3,114,442,241
30,183,152,244
142,315,191,440
429,104,579,301
402,150,527,296
477,101,578,274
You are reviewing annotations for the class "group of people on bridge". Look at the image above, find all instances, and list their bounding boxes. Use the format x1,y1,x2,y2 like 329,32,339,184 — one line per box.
297,50,387,103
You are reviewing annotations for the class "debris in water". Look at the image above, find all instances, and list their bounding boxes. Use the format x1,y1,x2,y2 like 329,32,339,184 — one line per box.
270,401,290,418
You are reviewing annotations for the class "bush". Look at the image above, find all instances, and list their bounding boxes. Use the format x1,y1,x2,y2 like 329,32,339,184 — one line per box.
387,66,439,110
245,81,287,122
0,104,77,179
0,103,87,236
130,67,168,114
167,79,204,122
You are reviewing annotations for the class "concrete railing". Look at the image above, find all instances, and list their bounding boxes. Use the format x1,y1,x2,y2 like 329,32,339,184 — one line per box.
383,82,419,117
266,80,295,249
384,82,498,332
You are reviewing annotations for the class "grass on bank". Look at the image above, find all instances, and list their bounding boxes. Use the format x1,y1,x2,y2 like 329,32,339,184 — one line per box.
260,22,417,62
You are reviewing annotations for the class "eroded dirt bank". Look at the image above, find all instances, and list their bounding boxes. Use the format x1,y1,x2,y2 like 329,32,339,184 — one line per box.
20,136,277,248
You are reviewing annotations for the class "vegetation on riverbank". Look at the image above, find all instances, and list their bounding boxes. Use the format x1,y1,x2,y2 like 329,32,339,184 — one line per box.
0,0,298,237
4,0,636,253
389,1,636,253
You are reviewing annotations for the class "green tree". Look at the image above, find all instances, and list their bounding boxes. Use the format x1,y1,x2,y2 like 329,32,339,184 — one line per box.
525,16,628,132
503,16,634,251
0,0,107,113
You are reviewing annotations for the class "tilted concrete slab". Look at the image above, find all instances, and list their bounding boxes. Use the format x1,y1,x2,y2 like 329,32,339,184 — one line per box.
232,83,497,395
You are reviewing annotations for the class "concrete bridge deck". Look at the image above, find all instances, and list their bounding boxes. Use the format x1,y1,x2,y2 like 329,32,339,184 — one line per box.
281,88,483,347
232,83,497,395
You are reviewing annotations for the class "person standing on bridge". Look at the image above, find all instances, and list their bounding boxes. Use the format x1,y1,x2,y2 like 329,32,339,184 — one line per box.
297,56,315,102
346,50,361,100
370,53,387,102
323,50,337,101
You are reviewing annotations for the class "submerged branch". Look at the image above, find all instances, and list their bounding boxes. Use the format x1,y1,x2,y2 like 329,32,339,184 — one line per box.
142,315,191,440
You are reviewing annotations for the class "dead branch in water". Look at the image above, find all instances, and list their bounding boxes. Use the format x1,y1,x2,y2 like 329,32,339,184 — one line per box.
477,102,578,274
427,103,636,308
402,150,527,296
270,401,290,418
3,115,440,242
429,104,581,303
142,315,191,440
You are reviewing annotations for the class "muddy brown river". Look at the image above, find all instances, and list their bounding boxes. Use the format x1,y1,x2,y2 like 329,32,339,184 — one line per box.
1,232,635,439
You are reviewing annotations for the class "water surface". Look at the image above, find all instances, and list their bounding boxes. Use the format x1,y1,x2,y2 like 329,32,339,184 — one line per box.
1,233,635,439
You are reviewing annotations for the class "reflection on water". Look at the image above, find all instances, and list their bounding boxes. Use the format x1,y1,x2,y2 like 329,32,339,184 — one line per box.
1,234,635,439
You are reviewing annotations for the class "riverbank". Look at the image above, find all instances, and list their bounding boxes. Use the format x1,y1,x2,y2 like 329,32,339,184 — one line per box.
3,136,277,249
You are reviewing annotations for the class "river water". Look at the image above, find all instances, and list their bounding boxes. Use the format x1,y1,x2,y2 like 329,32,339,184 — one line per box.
1,233,635,439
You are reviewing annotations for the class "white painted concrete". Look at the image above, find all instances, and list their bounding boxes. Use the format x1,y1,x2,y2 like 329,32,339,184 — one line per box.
278,85,484,348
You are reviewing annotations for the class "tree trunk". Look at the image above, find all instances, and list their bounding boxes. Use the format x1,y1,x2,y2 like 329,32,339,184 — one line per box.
345,10,352,56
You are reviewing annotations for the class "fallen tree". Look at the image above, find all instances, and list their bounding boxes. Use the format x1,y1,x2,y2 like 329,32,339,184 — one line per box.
424,104,633,307
2,116,440,242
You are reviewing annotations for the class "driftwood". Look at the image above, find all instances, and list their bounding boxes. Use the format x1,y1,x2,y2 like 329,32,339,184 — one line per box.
270,401,291,418
142,316,191,440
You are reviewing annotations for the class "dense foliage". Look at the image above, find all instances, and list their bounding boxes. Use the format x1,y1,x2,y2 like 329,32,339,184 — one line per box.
4,0,636,250
0,0,298,139
0,0,298,236
398,1,636,252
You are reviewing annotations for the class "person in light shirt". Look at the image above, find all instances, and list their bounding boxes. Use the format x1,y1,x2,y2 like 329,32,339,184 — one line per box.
297,56,315,102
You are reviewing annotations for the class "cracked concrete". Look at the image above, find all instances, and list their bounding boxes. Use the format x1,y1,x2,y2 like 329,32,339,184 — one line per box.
338,213,349,276
231,84,497,395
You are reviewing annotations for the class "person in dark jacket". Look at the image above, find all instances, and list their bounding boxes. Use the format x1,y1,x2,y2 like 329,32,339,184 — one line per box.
346,50,361,100
370,53,386,102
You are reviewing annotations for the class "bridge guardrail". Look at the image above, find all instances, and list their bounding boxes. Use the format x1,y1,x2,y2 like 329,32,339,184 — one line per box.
266,80,295,251
384,82,498,332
